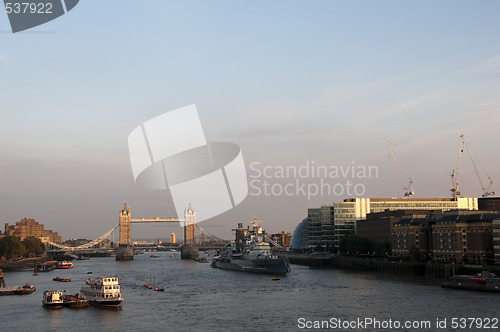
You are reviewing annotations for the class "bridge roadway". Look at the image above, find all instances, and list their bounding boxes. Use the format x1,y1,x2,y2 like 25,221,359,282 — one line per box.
47,245,227,254
130,218,182,223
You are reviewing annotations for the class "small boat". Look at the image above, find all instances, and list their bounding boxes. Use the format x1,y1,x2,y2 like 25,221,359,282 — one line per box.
144,273,164,292
150,254,160,258
56,261,74,269
63,293,89,308
16,284,36,294
53,277,71,282
195,257,209,263
144,273,151,288
87,272,93,274
42,290,64,308
442,271,500,292
153,274,164,291
272,277,280,281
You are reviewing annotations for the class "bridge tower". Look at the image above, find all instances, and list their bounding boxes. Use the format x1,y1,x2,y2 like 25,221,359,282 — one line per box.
116,202,134,261
119,202,131,245
181,203,199,259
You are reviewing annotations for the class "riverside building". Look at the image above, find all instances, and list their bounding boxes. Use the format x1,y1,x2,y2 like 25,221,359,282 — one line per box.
4,218,61,243
391,210,500,264
493,219,500,265
291,197,478,251
170,233,176,244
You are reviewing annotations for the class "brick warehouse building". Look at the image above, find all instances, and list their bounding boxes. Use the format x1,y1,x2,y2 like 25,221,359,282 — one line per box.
389,210,500,264
357,209,436,246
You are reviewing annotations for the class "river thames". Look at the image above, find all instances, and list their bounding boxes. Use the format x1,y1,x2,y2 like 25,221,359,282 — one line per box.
1,252,498,331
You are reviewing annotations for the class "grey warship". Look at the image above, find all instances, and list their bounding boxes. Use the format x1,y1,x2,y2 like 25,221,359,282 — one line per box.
211,218,291,275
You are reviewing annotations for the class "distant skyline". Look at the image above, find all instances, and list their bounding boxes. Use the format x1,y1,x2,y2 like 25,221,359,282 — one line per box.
1,1,500,240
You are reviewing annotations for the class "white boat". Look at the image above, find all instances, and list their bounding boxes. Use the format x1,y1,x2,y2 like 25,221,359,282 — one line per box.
80,276,123,307
42,290,64,308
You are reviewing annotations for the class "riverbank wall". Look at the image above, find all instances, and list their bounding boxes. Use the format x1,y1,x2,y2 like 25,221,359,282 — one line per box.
0,258,41,271
276,252,500,278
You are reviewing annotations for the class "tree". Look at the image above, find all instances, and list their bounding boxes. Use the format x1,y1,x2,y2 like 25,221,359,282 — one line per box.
339,235,373,255
22,237,45,257
0,236,26,260
326,244,337,254
375,242,391,258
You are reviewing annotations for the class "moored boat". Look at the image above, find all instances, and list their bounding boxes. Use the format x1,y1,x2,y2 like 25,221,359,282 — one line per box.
53,277,71,282
42,290,64,308
211,218,291,276
0,269,36,296
63,293,89,308
16,284,36,294
0,287,18,295
56,261,74,269
195,257,209,263
442,271,500,292
144,273,164,291
35,261,57,272
80,276,123,307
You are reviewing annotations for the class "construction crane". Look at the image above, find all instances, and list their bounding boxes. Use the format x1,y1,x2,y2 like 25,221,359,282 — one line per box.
450,134,495,199
388,140,414,198
450,136,463,200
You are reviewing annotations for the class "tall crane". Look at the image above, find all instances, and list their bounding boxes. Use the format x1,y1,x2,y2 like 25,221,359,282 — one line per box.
388,140,414,198
450,135,463,200
451,134,495,199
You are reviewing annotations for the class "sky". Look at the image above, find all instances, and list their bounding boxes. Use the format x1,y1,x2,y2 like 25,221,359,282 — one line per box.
1,1,500,241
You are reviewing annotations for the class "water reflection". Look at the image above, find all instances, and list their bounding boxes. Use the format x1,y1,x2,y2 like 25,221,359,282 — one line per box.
94,306,122,329
44,306,63,329
2,253,499,331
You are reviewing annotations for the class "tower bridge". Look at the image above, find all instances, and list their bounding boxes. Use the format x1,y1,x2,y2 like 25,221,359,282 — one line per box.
117,202,197,260
45,202,206,260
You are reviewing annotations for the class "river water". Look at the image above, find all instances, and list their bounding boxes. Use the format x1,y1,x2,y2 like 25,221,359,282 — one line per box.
1,252,498,332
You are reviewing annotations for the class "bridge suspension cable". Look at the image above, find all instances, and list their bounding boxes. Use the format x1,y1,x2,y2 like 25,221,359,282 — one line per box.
195,224,225,243
44,223,120,251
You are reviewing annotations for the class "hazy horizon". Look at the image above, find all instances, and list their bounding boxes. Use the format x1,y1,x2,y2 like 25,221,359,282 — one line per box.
1,1,500,241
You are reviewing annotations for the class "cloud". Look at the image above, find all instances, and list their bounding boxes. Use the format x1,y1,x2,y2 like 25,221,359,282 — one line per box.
319,53,500,134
